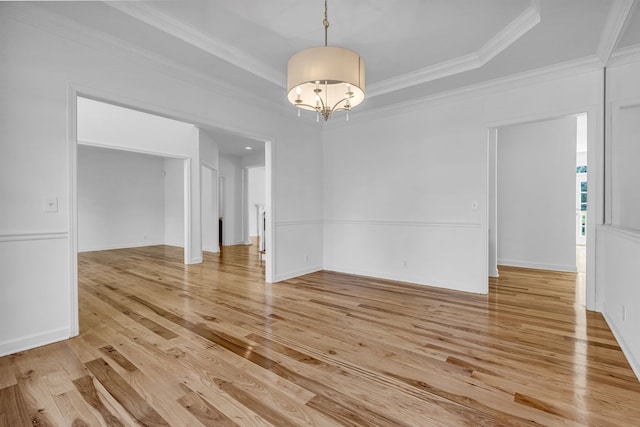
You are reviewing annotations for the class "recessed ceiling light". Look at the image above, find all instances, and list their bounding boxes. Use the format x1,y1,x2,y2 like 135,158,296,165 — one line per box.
245,146,252,150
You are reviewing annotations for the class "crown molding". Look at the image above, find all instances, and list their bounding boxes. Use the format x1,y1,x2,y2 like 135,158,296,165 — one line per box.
106,2,285,88
597,0,636,65
329,55,603,127
108,0,541,99
367,0,541,98
2,3,292,119
609,43,640,65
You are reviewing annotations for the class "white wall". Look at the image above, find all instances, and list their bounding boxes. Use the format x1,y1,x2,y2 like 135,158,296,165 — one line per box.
77,97,201,263
219,154,244,245
496,116,577,272
164,158,184,247
0,3,324,356
611,104,640,231
324,69,602,294
77,145,166,251
201,165,218,252
598,56,640,380
248,166,266,237
577,151,587,167
200,129,220,253
488,133,498,277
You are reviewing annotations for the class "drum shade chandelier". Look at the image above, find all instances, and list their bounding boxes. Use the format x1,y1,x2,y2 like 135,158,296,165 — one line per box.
287,0,365,122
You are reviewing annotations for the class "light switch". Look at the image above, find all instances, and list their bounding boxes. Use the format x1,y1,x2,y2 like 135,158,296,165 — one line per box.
44,196,58,213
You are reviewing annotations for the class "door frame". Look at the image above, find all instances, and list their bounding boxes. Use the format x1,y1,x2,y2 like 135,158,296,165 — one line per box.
485,105,600,311
201,162,219,253
68,84,276,336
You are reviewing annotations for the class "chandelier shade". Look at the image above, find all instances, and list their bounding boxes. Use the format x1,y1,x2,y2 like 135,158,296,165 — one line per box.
287,46,365,120
286,1,366,121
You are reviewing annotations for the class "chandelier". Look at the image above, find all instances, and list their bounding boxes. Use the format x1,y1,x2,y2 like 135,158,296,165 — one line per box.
287,0,366,122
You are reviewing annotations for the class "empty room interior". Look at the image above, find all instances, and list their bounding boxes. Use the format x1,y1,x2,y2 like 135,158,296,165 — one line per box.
1,1,640,425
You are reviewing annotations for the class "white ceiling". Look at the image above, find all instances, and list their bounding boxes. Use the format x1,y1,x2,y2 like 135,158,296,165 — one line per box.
28,0,640,130
202,127,265,158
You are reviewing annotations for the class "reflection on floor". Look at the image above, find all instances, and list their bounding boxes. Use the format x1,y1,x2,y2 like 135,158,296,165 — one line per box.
576,244,586,305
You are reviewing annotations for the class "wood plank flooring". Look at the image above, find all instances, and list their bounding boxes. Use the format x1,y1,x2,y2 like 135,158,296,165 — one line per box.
1,244,639,426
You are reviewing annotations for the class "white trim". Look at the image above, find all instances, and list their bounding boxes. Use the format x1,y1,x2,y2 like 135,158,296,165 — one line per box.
110,0,540,98
603,311,640,382
274,265,323,283
241,167,249,245
497,259,578,273
480,126,489,292
68,84,79,338
486,106,596,130
276,219,324,227
200,161,220,254
0,232,68,243
331,56,603,127
0,327,70,357
597,0,636,65
106,2,283,88
183,157,195,264
609,44,640,65
365,0,541,97
1,3,288,118
587,100,603,312
598,224,640,243
323,219,481,228
264,140,275,284
77,139,189,160
323,265,486,295
78,241,167,253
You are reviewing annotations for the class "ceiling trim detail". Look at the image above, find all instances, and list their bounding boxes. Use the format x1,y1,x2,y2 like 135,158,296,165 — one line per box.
597,0,637,65
334,55,602,126
2,3,289,115
367,0,541,97
106,2,284,87
108,1,542,97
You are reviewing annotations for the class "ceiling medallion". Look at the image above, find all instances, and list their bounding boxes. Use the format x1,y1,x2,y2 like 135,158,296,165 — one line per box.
287,0,366,122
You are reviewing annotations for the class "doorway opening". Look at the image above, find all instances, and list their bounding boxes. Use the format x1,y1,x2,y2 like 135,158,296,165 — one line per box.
489,112,589,307
201,163,219,253
70,92,275,335
246,165,266,264
575,113,588,301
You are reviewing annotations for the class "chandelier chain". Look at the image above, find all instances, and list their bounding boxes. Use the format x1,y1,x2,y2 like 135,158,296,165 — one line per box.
323,0,329,46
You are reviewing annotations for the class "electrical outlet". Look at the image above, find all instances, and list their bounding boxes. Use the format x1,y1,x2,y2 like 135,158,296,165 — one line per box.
402,260,408,268
471,200,479,210
305,255,309,263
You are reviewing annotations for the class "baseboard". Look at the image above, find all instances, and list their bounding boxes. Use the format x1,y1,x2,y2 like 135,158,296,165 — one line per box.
79,241,165,252
0,327,69,357
274,264,323,282
323,264,485,294
497,258,577,273
603,311,640,382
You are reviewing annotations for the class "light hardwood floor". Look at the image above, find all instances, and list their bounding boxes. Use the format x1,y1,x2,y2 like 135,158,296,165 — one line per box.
1,244,639,426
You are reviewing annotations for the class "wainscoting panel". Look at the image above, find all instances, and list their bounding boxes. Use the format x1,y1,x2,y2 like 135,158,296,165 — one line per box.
0,233,71,356
274,220,323,282
324,220,485,293
598,225,640,381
